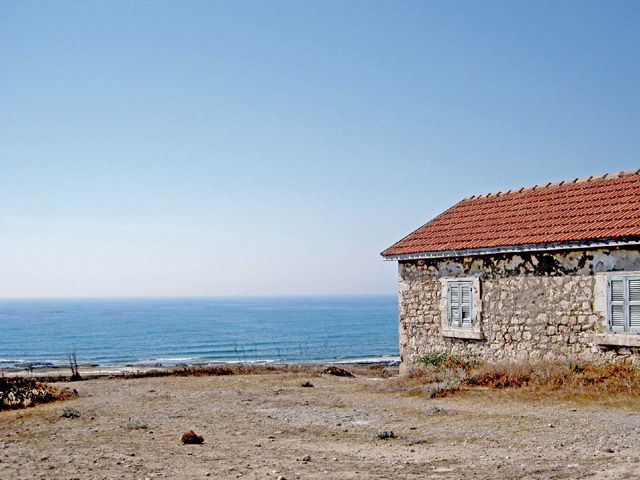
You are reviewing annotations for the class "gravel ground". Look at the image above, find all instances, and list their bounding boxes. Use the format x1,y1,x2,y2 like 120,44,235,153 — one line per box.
1,369,640,479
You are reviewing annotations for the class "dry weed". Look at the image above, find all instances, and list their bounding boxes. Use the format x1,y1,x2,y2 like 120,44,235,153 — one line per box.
373,356,640,405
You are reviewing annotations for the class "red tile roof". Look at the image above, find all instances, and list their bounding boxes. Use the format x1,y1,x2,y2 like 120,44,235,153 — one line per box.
381,170,640,257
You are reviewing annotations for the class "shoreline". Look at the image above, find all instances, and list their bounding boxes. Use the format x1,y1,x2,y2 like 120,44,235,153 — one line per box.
2,357,400,379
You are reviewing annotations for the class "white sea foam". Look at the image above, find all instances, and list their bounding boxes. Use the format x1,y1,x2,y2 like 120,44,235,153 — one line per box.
332,355,400,364
143,357,200,363
204,359,277,365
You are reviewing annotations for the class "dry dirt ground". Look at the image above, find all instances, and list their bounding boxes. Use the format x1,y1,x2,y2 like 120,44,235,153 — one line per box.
2,369,640,480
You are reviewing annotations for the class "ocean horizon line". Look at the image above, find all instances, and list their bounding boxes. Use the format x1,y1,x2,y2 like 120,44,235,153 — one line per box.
0,293,397,302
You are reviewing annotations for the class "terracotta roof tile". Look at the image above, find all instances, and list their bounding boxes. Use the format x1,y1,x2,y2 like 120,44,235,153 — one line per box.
381,169,640,257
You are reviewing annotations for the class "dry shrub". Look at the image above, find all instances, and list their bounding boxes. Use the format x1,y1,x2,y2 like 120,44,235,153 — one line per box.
456,361,640,405
121,363,324,380
375,356,640,404
372,365,462,397
0,378,70,410
123,365,236,379
466,361,640,398
466,362,540,389
322,366,355,377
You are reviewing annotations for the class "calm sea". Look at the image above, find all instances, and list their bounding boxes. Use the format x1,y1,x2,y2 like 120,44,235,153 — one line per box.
0,296,399,369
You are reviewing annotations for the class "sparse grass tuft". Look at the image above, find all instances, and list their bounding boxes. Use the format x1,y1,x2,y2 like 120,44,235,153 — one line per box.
60,406,80,418
427,405,446,415
403,437,431,446
126,416,148,429
376,430,396,440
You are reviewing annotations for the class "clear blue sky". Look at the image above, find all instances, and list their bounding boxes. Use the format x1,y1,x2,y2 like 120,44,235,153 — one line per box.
1,1,639,298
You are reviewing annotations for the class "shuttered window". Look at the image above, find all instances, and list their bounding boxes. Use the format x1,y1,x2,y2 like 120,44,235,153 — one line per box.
608,277,640,333
448,282,473,328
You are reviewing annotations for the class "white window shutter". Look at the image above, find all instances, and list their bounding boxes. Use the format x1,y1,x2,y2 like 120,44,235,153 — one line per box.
628,278,640,332
611,278,624,302
450,284,460,327
610,278,625,332
629,306,640,332
611,304,626,331
461,284,472,327
448,281,472,328
629,278,640,302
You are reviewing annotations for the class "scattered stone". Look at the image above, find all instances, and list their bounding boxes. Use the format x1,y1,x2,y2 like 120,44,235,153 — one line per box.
302,455,311,462
205,473,211,477
322,366,355,377
180,430,204,444
300,381,314,388
604,447,615,453
277,477,287,480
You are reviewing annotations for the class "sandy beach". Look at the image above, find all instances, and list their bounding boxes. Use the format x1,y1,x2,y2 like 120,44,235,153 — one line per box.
2,366,640,480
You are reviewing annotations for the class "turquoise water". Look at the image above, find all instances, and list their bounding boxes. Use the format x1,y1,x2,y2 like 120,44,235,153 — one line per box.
0,296,399,369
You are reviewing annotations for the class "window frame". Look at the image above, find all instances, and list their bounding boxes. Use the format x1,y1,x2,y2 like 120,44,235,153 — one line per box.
607,276,640,334
439,277,483,340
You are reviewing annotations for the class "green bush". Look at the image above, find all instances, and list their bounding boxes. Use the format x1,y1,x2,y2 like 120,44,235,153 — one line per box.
419,352,480,370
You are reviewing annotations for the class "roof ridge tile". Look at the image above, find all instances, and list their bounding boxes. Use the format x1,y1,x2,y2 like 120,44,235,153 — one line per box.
462,169,640,201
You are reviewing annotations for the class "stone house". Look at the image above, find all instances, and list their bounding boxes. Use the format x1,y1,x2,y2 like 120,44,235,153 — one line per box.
381,170,640,371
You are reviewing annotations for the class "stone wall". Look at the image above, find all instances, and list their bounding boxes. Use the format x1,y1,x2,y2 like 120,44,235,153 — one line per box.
398,247,640,370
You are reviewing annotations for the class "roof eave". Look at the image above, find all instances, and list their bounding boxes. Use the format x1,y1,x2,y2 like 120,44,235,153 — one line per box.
381,238,640,261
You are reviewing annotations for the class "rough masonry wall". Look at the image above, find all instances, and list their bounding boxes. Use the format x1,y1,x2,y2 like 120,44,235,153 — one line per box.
398,247,640,368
